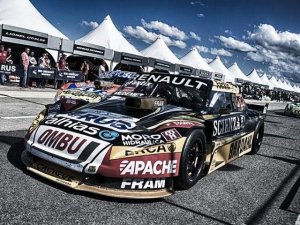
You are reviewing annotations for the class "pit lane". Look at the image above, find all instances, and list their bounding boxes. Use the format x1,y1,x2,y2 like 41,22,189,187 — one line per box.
0,93,299,224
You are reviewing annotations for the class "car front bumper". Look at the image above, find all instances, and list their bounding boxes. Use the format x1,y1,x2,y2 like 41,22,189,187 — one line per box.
21,150,174,199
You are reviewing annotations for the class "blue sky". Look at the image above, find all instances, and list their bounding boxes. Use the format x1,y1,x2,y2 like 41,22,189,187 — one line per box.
31,0,300,82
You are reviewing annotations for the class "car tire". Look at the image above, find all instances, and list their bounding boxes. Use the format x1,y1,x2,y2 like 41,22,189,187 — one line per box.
175,129,206,190
249,121,264,154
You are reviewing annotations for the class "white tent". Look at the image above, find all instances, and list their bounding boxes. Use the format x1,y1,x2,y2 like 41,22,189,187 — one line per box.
227,62,250,82
77,15,141,56
277,79,287,90
180,48,213,72
141,37,181,64
209,56,235,83
260,73,273,89
269,76,281,89
247,69,264,85
283,80,294,92
0,0,68,39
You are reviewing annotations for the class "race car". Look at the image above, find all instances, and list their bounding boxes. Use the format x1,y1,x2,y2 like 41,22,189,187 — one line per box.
284,101,300,117
55,70,136,102
22,73,267,199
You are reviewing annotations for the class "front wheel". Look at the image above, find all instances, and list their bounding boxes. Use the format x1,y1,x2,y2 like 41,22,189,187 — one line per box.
175,130,206,190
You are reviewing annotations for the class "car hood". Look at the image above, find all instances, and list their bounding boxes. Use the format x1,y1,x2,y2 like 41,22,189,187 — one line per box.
27,98,193,173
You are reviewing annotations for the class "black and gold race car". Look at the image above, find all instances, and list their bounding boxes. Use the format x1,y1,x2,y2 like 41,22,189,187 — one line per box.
22,73,267,199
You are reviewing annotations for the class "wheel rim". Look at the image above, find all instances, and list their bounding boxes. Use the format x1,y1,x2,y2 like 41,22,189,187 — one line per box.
186,139,203,181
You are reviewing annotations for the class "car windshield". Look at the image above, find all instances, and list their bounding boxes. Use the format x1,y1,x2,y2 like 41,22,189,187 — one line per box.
113,73,212,110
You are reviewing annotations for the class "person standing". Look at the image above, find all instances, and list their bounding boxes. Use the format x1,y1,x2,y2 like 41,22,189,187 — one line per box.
6,48,13,64
80,60,89,81
57,54,69,71
29,51,37,67
20,47,30,88
28,51,37,87
0,45,7,85
57,54,69,88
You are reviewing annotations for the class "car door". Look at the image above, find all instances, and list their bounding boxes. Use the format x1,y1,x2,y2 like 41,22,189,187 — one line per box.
202,91,250,172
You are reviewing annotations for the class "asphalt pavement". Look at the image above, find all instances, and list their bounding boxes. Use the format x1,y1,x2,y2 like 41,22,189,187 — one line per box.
0,87,299,224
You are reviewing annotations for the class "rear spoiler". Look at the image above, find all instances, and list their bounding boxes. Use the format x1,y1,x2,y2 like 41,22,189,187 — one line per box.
246,103,269,119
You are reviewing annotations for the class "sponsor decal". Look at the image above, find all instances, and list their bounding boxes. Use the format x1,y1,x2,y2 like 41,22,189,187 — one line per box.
44,117,100,136
121,56,142,63
34,162,76,182
155,61,170,68
48,104,61,113
99,130,119,141
214,80,235,90
119,160,177,175
2,29,48,44
156,121,202,132
154,100,164,107
213,115,245,136
161,128,182,141
121,134,164,146
73,44,104,56
57,70,82,81
37,129,88,154
135,74,208,90
125,143,176,156
67,111,135,130
180,66,192,73
61,89,104,99
121,178,165,189
228,134,253,160
0,64,17,73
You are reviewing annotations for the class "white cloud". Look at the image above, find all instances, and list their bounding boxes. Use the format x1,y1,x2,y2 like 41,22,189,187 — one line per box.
249,24,300,52
141,19,188,40
224,30,232,35
247,24,300,81
208,38,216,43
190,32,201,41
210,48,232,57
196,13,205,18
191,1,205,6
124,26,186,49
80,20,99,29
193,45,209,53
218,36,256,52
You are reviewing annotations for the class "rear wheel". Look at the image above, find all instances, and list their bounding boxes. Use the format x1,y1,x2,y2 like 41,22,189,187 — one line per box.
175,130,206,190
249,121,264,154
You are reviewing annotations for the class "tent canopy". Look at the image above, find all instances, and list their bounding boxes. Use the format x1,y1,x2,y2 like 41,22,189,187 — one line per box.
209,56,235,83
141,37,182,64
247,69,264,85
0,0,68,39
259,73,273,89
227,62,250,82
180,48,213,72
77,15,141,56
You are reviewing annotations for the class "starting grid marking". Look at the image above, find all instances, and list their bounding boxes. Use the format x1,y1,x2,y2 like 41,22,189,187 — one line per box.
0,116,36,119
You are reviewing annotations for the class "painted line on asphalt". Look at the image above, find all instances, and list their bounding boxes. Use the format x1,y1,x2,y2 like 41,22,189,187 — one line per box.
1,116,36,119
295,214,300,225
